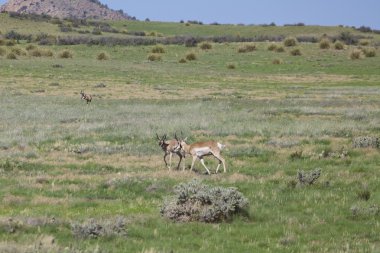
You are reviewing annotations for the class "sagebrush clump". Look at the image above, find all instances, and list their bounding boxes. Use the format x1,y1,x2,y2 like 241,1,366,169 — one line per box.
319,38,331,49
160,180,248,223
238,44,256,53
147,53,162,61
151,45,165,54
283,37,297,47
334,41,344,50
200,42,212,50
71,217,127,239
350,49,363,60
185,52,196,61
97,52,110,60
58,50,73,59
353,136,379,148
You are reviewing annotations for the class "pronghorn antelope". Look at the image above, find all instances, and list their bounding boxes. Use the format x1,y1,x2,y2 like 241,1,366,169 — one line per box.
80,90,92,104
156,133,184,170
177,137,226,174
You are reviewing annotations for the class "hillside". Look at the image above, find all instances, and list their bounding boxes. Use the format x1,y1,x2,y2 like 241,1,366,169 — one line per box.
0,0,131,20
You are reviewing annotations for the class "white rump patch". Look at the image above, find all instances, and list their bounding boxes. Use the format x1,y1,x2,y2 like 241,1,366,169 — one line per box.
217,142,225,150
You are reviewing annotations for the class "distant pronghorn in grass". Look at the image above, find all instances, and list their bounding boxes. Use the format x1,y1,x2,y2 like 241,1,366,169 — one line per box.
156,133,184,170
176,136,226,174
80,90,92,104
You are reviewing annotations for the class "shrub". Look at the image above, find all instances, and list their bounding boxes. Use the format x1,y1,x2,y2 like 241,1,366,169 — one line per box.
227,63,236,69
58,50,73,59
359,40,370,46
350,49,363,60
30,49,42,57
25,44,36,51
290,48,302,56
267,43,277,51
283,37,297,47
5,40,16,46
350,204,380,219
353,136,379,148
11,47,26,56
151,45,165,53
357,188,371,201
92,27,102,35
178,58,187,63
71,217,127,239
238,44,256,53
319,38,331,49
6,52,17,59
298,168,321,185
0,47,6,56
185,37,198,47
200,42,212,50
272,58,283,64
276,46,285,52
160,180,249,223
97,52,110,60
147,53,162,61
185,52,197,61
334,41,344,50
362,47,376,57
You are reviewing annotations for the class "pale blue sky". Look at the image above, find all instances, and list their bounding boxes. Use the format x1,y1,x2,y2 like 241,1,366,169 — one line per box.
1,0,379,29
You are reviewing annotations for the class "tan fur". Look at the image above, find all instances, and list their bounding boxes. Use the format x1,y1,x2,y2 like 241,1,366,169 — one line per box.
179,140,226,174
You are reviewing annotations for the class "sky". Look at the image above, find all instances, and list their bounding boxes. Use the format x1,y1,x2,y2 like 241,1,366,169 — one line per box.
0,0,379,29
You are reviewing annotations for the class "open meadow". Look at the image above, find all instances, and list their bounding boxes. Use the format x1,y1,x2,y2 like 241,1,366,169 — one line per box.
0,13,380,252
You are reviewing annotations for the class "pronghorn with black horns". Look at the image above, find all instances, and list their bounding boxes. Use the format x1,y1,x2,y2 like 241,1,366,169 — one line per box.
156,133,184,170
80,90,92,104
176,135,226,175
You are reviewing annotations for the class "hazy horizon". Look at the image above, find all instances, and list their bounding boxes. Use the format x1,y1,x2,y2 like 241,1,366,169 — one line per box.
0,0,379,29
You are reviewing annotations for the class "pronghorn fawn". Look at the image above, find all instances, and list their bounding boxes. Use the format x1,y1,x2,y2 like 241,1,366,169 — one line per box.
156,133,184,170
177,137,226,174
80,90,92,104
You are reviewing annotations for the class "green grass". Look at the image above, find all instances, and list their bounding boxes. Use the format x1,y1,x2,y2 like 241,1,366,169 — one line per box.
0,13,380,253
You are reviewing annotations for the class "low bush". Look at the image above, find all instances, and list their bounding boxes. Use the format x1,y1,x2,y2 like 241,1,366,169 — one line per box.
185,52,197,61
0,47,6,56
6,52,17,59
160,180,248,223
319,38,331,49
362,47,376,57
353,136,379,148
238,44,256,53
350,49,363,60
11,47,26,56
227,63,236,69
283,37,297,47
200,42,212,50
276,46,285,52
25,44,36,51
147,53,162,61
290,48,302,56
151,45,165,53
71,217,127,239
97,52,110,60
58,50,73,59
359,40,370,46
272,58,283,65
267,43,277,51
298,168,321,185
334,41,344,50
178,58,187,63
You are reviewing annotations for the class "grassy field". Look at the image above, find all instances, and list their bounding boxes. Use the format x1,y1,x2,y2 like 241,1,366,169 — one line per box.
0,13,380,252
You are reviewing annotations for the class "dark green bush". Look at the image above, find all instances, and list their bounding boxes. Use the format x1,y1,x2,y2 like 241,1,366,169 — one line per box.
97,52,110,60
200,42,212,50
185,52,197,61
